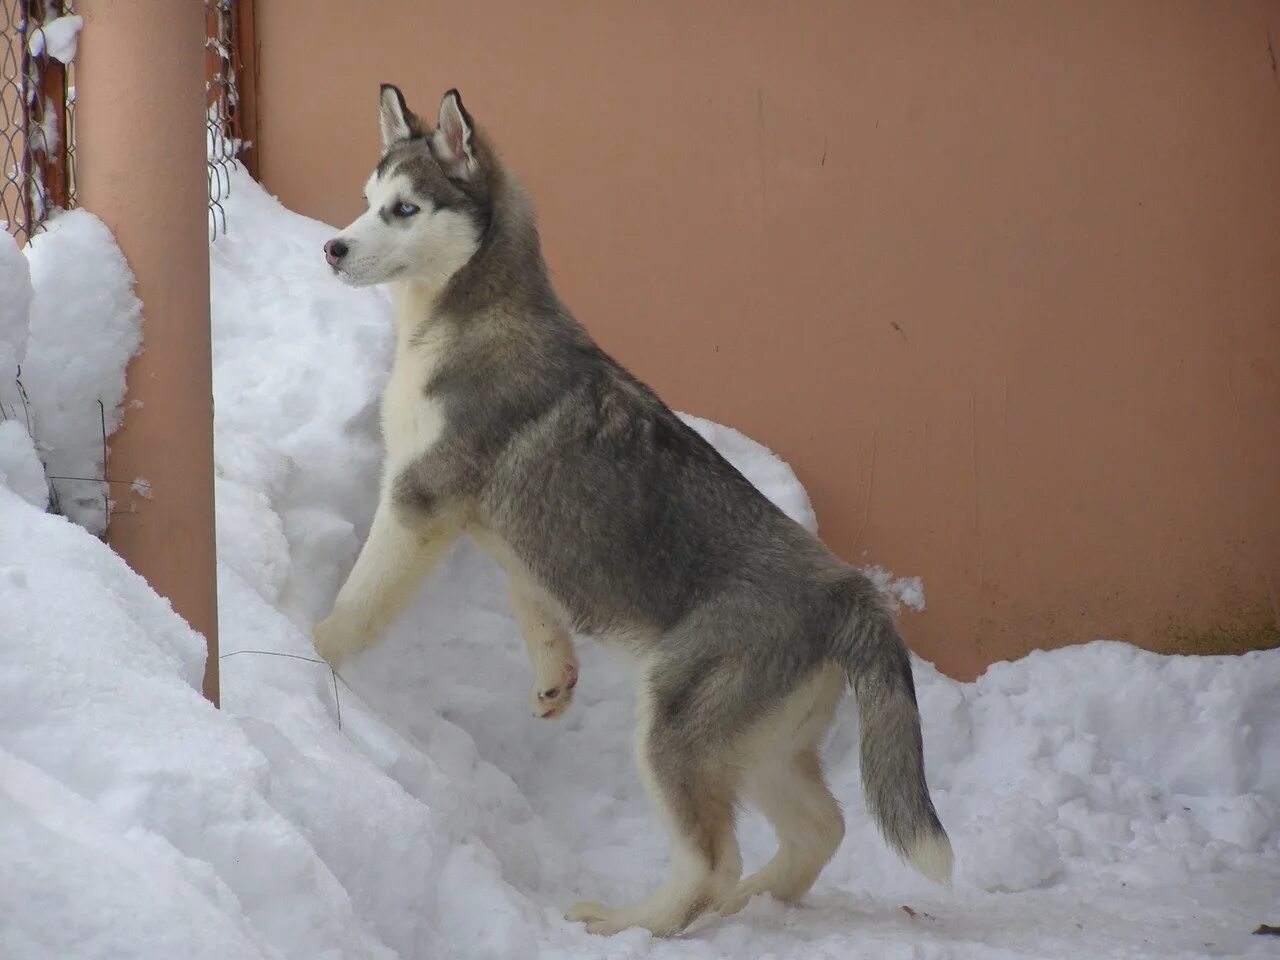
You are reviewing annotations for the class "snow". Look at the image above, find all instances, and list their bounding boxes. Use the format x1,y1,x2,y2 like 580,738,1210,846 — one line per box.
27,14,84,64
20,209,143,533
0,230,33,420
0,230,33,357
0,420,47,509
864,564,927,613
0,164,1276,960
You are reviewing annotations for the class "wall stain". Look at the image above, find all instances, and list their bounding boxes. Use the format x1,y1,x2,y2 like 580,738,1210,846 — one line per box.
850,430,878,559
1269,28,1279,90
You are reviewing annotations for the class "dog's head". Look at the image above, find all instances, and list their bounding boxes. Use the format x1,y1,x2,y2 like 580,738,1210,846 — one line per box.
325,85,490,288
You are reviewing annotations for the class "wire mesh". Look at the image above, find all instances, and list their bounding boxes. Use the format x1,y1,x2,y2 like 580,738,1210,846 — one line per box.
62,20,72,205
206,0,240,241
1,0,75,246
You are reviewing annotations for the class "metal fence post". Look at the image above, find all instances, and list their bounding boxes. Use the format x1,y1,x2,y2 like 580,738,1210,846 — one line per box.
76,0,220,706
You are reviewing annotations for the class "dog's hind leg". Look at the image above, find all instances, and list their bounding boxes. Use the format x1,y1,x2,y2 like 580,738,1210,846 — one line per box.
313,498,458,664
718,745,843,914
508,581,578,719
719,666,845,915
566,678,742,936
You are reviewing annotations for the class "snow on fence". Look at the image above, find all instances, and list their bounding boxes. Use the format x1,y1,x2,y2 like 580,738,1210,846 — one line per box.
1,0,77,246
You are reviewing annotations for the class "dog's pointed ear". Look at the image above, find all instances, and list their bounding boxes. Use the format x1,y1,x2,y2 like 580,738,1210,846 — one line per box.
431,89,479,181
379,83,423,149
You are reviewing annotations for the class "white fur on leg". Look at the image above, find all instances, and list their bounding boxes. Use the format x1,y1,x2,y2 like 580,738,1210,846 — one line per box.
565,681,739,936
313,500,456,664
717,667,847,915
907,832,955,885
719,752,844,914
567,844,727,937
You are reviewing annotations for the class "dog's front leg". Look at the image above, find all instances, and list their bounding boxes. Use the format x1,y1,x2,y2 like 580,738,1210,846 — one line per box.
313,498,458,665
508,582,578,719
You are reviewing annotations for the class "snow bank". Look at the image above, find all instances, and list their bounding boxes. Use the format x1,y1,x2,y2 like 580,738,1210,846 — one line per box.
209,175,388,624
0,231,33,425
1,165,1276,960
19,210,143,533
0,483,400,960
0,420,47,509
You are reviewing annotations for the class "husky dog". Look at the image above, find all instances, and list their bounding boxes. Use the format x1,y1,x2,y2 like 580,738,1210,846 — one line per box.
314,85,952,937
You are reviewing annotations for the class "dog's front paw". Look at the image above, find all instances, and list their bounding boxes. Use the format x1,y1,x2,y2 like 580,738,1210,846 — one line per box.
313,616,361,666
532,662,578,719
565,900,626,936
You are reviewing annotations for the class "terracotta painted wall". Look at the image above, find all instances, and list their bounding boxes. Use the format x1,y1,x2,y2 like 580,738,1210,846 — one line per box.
250,1,1280,679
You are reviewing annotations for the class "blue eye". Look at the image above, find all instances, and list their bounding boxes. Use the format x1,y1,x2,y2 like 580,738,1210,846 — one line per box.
394,201,420,218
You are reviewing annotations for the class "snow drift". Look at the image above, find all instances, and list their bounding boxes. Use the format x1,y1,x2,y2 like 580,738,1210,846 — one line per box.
0,212,143,533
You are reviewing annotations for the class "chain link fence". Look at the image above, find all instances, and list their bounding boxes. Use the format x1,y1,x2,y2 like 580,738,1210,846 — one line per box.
206,0,242,241
1,0,76,246
5,2,245,245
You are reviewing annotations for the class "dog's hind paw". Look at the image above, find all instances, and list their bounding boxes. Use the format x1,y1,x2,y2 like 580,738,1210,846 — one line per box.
532,662,578,719
565,900,609,922
566,894,705,937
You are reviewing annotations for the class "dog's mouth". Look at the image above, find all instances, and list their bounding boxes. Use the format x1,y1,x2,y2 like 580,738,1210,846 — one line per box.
330,260,406,287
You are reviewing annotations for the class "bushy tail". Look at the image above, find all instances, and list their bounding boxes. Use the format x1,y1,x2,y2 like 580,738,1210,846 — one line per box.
831,585,953,884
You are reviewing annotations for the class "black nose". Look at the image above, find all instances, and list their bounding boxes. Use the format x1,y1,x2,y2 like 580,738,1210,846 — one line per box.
324,239,348,264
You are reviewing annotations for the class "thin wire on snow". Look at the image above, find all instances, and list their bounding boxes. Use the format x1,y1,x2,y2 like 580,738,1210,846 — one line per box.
219,648,347,731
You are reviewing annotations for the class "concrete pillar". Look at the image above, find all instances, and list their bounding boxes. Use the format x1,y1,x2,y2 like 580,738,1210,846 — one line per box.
76,0,219,704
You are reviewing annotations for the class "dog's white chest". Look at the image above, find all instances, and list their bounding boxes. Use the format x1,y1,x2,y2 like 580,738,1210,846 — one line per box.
382,291,449,478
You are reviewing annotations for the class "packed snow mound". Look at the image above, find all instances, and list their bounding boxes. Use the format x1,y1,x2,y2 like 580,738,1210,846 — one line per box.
0,230,34,432
0,485,402,960
0,420,47,510
209,174,390,626
13,209,143,533
0,234,48,511
0,230,33,361
1,165,1276,960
